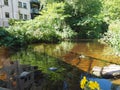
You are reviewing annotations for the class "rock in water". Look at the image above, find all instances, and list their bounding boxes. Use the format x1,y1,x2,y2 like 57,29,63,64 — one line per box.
92,66,102,77
92,64,120,78
102,64,120,78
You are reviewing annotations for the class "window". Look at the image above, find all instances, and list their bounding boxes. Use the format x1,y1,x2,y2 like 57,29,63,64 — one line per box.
4,0,8,6
19,14,23,19
5,12,9,18
18,2,27,9
23,3,27,9
24,14,27,20
18,1,22,8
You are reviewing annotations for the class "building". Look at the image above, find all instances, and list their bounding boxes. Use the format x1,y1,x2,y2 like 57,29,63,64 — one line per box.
0,0,40,27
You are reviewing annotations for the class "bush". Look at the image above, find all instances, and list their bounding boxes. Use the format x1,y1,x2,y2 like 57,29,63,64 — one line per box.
0,27,25,47
100,20,120,54
101,0,120,21
8,19,21,26
0,2,76,48
72,17,107,39
64,0,107,39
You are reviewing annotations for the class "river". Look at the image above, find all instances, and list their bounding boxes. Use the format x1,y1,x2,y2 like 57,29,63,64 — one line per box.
0,40,120,90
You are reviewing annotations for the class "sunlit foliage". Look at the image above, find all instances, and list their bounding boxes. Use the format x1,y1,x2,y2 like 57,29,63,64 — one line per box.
100,0,120,54
101,0,120,21
63,0,107,39
100,20,120,55
0,2,76,47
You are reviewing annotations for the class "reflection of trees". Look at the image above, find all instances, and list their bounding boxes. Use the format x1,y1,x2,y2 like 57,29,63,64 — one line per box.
10,41,118,89
10,49,68,81
61,41,120,74
70,41,120,64
29,41,109,73
33,41,74,57
10,48,85,90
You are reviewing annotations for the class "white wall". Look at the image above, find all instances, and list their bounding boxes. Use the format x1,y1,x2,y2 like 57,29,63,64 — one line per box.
0,0,31,27
0,0,5,27
18,0,31,19
11,0,19,19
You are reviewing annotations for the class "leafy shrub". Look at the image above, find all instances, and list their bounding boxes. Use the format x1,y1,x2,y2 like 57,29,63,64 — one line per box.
0,27,12,47
72,17,107,39
100,20,120,54
8,19,21,26
64,0,107,39
0,27,25,47
5,2,76,46
101,0,120,21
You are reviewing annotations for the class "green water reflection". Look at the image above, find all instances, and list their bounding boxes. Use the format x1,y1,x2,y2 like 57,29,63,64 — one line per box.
10,44,81,90
5,41,120,89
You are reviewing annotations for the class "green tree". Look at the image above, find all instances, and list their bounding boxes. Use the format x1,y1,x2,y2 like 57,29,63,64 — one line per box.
101,0,120,21
63,0,106,39
100,0,120,54
4,2,76,48
65,0,102,16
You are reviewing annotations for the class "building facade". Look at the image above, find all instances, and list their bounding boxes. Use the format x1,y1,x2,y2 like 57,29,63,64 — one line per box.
0,0,40,27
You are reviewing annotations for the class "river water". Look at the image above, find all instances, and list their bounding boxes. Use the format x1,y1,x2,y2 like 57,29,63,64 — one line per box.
0,40,120,90
32,40,120,84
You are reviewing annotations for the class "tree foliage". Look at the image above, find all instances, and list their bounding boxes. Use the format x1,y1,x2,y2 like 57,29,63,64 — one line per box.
101,0,120,21
0,2,76,47
0,27,24,47
63,0,106,39
100,20,120,54
1,0,113,48
100,0,120,54
65,0,102,17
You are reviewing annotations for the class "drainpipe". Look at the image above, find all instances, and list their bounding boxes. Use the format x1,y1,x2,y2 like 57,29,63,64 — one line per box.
11,0,14,18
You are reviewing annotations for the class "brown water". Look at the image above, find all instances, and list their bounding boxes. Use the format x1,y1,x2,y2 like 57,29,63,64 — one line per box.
0,40,120,90
0,47,10,67
33,41,120,68
33,41,120,85
0,47,12,81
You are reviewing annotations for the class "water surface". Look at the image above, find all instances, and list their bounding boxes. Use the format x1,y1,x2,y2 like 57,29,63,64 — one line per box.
32,41,120,85
0,40,120,90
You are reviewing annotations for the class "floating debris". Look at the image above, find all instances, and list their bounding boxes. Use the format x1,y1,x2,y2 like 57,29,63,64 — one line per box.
48,67,58,71
79,54,86,59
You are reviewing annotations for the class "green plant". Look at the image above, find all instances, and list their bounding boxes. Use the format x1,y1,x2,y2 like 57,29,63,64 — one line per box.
63,0,107,39
3,2,76,47
100,20,120,55
101,0,120,21
8,19,21,26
